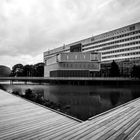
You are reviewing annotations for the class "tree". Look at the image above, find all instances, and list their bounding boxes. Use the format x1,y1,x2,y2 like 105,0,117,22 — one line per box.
10,64,24,77
23,65,34,77
10,62,44,77
109,60,120,77
34,63,44,77
131,65,140,78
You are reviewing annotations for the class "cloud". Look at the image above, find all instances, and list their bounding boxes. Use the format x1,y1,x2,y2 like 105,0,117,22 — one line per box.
0,0,140,67
0,53,43,68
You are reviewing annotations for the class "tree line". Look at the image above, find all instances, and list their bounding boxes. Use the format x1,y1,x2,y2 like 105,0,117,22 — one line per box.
10,63,44,77
9,61,140,78
131,65,140,78
109,60,140,78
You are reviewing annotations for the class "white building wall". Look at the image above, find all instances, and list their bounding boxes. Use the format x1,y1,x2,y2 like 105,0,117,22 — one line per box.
44,22,140,64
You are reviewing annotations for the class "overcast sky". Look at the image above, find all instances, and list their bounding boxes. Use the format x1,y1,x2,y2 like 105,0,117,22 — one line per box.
0,0,140,68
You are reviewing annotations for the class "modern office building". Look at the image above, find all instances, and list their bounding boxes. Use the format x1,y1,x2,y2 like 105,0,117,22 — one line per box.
44,52,101,77
44,22,140,77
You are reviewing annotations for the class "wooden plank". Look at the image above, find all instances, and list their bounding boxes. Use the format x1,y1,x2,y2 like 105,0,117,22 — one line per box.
57,106,133,139
0,90,79,140
54,100,140,140
1,89,140,140
100,113,140,140
89,113,140,140
19,121,78,140
44,106,131,139
96,113,140,140
1,120,77,140
123,120,140,140
69,108,138,140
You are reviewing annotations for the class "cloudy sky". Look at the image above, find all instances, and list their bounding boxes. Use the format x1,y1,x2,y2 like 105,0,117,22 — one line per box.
0,0,140,68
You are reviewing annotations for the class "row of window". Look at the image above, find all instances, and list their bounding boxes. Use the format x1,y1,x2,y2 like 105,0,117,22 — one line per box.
83,35,140,51
44,26,137,58
102,57,140,63
50,70,90,77
60,63,99,69
102,46,140,55
98,41,140,52
102,51,140,59
92,28,130,41
84,30,140,47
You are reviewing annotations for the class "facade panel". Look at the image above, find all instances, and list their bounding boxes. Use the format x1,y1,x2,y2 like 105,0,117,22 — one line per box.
44,52,101,77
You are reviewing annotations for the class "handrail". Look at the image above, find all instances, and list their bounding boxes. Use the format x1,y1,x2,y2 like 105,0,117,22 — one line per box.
0,77,139,81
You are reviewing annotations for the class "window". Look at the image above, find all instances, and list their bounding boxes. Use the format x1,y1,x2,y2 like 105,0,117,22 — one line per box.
130,26,135,31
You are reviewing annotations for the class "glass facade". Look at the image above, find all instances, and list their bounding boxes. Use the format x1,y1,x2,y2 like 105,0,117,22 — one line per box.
50,70,90,77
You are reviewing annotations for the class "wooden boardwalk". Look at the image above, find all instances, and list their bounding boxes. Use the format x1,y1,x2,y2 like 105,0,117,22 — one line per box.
0,89,140,139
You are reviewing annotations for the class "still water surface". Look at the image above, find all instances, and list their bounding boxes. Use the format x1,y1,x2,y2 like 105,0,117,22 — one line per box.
0,83,140,120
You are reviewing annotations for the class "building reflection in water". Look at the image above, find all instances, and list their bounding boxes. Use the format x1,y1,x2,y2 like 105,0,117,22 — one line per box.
0,84,140,121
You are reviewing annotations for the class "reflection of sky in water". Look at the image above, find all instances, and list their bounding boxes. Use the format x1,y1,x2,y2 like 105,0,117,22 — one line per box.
0,84,140,120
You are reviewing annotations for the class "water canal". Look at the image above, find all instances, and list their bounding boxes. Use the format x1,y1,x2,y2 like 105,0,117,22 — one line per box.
0,83,140,121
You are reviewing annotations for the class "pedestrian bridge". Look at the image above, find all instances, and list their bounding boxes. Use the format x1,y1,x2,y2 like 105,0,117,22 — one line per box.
0,77,140,85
